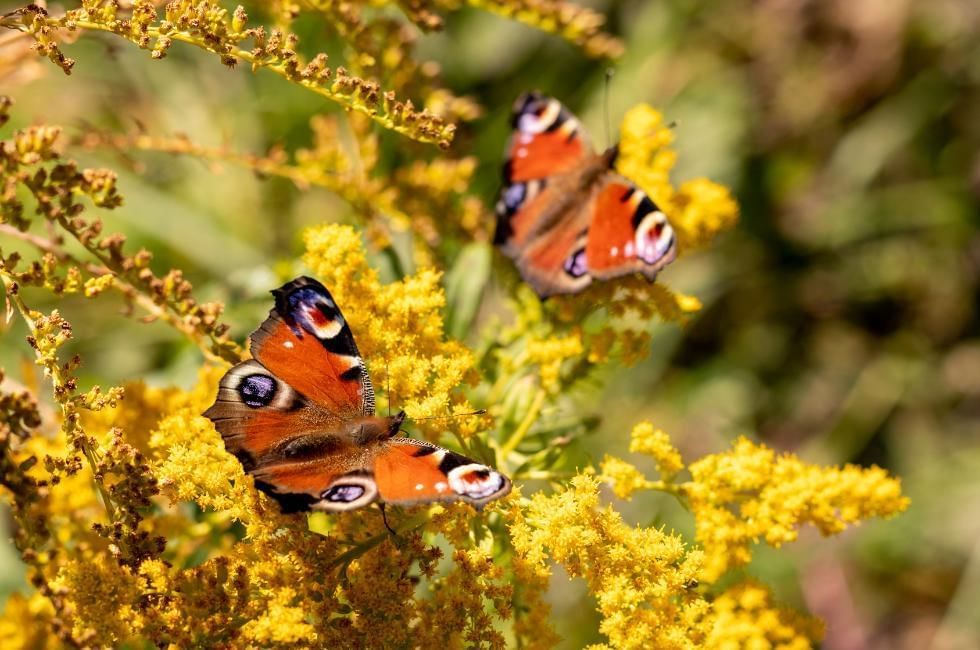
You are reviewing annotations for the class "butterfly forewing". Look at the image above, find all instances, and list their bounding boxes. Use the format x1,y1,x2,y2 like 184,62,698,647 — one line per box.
251,276,373,416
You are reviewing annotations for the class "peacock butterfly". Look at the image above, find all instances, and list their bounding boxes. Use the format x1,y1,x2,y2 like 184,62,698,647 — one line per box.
203,276,511,514
494,92,678,298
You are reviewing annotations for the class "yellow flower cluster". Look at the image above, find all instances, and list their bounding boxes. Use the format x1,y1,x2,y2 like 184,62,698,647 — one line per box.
302,224,485,438
629,421,684,480
706,581,824,650
526,332,584,393
686,436,910,581
510,474,708,649
509,468,824,649
601,423,909,584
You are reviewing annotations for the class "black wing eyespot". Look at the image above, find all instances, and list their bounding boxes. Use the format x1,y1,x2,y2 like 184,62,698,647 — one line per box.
239,374,277,408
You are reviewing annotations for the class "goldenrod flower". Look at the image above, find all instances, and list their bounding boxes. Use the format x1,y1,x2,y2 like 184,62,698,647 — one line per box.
685,436,910,581
706,581,824,649
629,421,684,480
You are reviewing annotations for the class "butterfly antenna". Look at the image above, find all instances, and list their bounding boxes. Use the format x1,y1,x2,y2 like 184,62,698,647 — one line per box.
603,67,615,148
384,358,391,418
413,409,487,422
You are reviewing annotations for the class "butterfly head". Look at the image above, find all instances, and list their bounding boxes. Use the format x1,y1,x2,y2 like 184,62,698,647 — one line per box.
387,410,406,436
350,410,406,445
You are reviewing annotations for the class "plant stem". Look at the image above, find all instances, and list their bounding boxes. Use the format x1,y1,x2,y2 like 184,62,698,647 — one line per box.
0,270,117,522
0,223,234,364
326,511,430,570
499,386,547,459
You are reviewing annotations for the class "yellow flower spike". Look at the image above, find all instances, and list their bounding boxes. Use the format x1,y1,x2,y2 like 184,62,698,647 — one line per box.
241,587,318,645
669,178,740,251
49,556,141,645
510,474,710,648
526,331,584,392
82,273,114,297
629,422,684,480
685,436,910,582
706,581,824,649
598,456,653,500
302,224,479,439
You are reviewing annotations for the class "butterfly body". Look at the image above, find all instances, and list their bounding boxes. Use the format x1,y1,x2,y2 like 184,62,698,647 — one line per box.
495,92,678,298
204,277,510,514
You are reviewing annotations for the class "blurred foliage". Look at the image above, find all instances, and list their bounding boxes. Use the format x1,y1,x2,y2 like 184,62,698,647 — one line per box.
0,0,977,647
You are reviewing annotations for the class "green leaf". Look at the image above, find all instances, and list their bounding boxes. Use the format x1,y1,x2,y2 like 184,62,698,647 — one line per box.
445,242,491,340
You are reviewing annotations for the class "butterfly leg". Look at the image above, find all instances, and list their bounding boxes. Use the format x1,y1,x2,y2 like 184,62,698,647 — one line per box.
378,502,397,537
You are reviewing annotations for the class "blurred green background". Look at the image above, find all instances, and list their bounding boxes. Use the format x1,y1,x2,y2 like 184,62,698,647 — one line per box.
2,0,979,647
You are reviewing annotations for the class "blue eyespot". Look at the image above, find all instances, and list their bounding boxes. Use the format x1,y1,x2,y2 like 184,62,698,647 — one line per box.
563,249,588,279
239,374,276,408
322,484,365,503
503,183,526,212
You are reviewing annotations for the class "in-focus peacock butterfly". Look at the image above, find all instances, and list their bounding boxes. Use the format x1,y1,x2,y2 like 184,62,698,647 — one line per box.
494,92,678,298
203,276,511,514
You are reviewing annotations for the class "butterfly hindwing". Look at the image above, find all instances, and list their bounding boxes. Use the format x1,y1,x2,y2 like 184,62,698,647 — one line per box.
374,439,511,508
584,177,677,281
511,194,595,297
233,437,511,513
252,461,379,513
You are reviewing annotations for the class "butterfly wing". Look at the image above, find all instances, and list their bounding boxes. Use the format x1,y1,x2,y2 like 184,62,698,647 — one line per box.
204,277,380,499
373,438,511,508
503,91,591,183
505,190,596,298
495,92,593,254
250,276,374,416
249,455,380,513
584,176,678,282
229,436,510,513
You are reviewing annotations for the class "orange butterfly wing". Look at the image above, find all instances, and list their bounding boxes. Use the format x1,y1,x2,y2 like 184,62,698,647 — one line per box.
374,439,511,508
222,436,511,513
250,276,372,416
584,178,677,281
